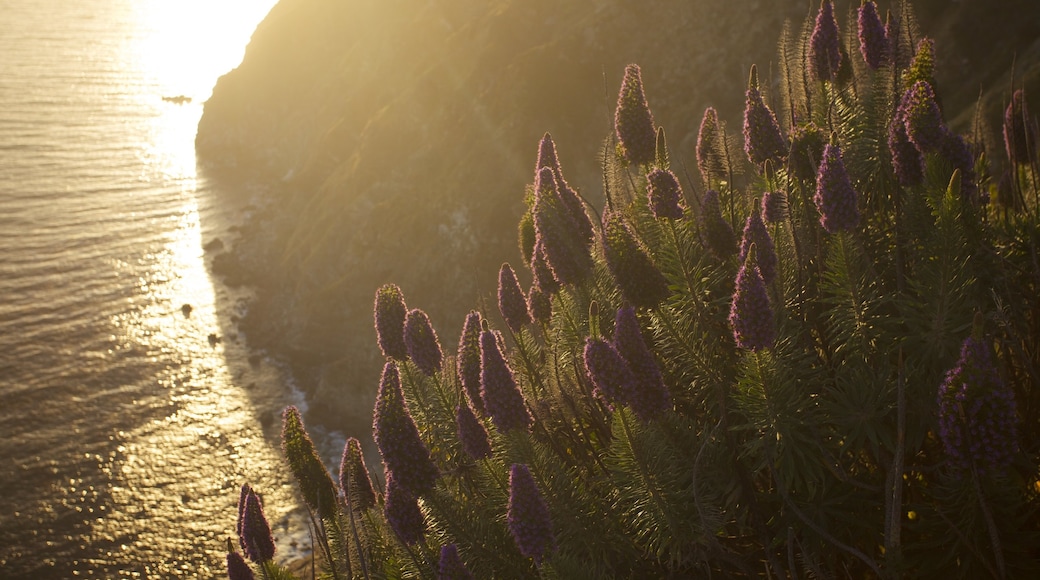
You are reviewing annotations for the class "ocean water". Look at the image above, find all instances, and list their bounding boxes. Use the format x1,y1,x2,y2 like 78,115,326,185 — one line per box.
0,0,311,577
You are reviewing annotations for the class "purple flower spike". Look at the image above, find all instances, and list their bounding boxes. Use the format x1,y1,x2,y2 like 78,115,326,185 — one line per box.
743,65,787,167
583,337,636,408
739,208,778,285
884,10,904,68
533,167,592,286
813,143,860,233
226,550,256,580
405,308,443,376
940,131,979,202
236,483,250,554
535,133,595,245
438,543,475,580
456,311,485,415
456,402,492,460
384,471,425,545
374,284,409,361
601,210,671,309
613,306,670,421
281,406,339,520
858,1,887,70
614,64,657,166
646,168,685,219
339,437,376,512
729,247,775,352
480,329,533,433
498,263,532,333
527,284,552,325
697,107,726,184
937,336,1019,477
507,464,555,565
901,81,945,154
809,0,841,82
761,191,787,224
530,241,560,297
1004,89,1037,164
241,489,275,563
789,123,826,183
373,361,439,497
887,110,924,187
699,189,737,259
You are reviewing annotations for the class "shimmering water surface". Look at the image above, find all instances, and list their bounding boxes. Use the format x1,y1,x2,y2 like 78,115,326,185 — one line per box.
0,1,311,576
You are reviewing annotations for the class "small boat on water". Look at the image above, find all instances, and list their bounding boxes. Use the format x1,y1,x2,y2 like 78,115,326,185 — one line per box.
162,95,192,104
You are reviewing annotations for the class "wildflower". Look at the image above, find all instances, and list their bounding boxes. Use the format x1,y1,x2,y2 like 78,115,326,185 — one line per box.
404,308,443,376
456,402,492,460
518,209,536,267
743,65,787,167
646,168,685,219
813,142,860,233
696,107,726,183
699,189,737,258
940,131,979,202
507,464,555,564
601,210,671,309
729,246,775,351
887,110,924,187
900,80,945,153
456,311,485,414
583,337,636,408
809,0,841,82
480,329,532,432
533,167,592,286
384,471,425,545
789,123,826,183
527,284,552,324
739,207,778,285
235,483,250,554
374,284,408,361
884,10,905,69
858,1,887,69
530,241,560,296
614,64,657,166
1003,89,1037,164
226,550,256,580
536,133,594,244
372,361,439,497
937,336,1019,477
903,38,941,110
761,191,787,224
613,305,670,420
339,437,376,512
438,544,475,580
281,406,339,520
240,488,275,563
498,263,531,333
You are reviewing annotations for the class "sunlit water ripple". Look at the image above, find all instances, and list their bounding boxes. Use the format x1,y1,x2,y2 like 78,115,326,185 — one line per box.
0,1,311,577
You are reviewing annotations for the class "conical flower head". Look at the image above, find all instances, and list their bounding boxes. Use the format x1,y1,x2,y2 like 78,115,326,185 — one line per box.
372,361,439,497
813,142,860,233
240,488,275,563
743,65,788,167
646,168,685,219
789,123,826,182
456,402,492,460
940,131,980,203
384,471,425,545
405,308,443,376
1003,89,1037,164
527,284,552,325
498,263,531,333
601,210,670,309
533,167,592,286
339,437,376,512
858,1,887,69
739,207,778,285
937,336,1019,477
281,406,339,520
614,64,657,166
374,284,408,360
235,483,251,554
456,311,485,414
900,80,945,153
613,305,670,421
699,189,737,259
480,330,532,432
729,247,775,351
518,209,536,267
809,0,842,82
226,550,256,580
761,191,787,224
583,337,636,409
438,543,475,580
507,464,555,565
530,241,560,296
903,38,937,94
887,110,924,187
696,107,726,184
535,133,595,245
884,10,907,69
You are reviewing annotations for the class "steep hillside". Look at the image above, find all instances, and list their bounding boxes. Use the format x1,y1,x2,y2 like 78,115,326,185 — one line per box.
195,0,1040,432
